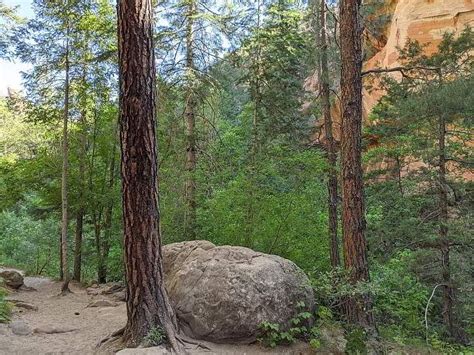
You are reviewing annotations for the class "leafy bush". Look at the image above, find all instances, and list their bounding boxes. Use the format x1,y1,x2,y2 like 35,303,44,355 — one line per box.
371,251,428,341
0,205,59,276
345,326,367,355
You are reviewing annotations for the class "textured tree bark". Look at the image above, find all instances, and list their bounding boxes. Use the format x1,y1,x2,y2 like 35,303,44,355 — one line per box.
117,0,181,349
60,25,71,295
318,0,340,268
184,0,197,240
339,0,374,328
73,108,87,282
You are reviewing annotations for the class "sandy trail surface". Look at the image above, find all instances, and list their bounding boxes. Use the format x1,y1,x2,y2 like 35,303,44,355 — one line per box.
0,276,126,355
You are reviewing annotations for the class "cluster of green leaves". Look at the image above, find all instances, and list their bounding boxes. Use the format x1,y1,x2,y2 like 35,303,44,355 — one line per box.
143,326,167,347
258,301,313,348
306,306,336,350
239,2,312,144
0,199,59,275
371,252,428,341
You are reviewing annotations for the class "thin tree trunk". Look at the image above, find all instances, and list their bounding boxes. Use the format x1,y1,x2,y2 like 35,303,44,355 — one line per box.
59,234,64,281
318,0,340,268
244,0,263,248
73,108,87,282
117,0,181,349
184,0,197,240
93,210,106,283
395,155,404,196
438,112,456,340
60,24,71,295
98,127,118,284
73,211,84,282
340,0,374,329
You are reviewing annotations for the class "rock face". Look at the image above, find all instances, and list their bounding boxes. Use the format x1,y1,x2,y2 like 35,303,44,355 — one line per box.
163,241,315,343
0,268,24,289
364,0,474,113
310,0,474,144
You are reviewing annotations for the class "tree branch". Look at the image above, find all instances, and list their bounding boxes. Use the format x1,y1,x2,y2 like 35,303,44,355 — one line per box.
362,66,440,77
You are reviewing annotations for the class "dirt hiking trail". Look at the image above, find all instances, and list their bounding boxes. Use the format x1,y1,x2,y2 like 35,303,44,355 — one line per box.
0,276,126,354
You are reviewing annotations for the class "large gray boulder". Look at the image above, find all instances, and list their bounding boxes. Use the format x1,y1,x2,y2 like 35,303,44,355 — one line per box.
163,241,315,343
0,268,24,289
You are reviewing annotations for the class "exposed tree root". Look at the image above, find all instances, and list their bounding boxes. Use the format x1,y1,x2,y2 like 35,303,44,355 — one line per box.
58,280,72,296
96,327,212,354
176,333,212,351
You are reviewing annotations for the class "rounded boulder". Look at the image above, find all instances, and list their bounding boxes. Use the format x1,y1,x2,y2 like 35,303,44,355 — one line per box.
163,241,315,343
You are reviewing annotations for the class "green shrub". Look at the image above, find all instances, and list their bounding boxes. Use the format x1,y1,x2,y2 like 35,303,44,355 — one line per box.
0,285,11,323
258,302,313,348
371,251,428,341
143,326,167,347
0,206,59,276
345,326,367,355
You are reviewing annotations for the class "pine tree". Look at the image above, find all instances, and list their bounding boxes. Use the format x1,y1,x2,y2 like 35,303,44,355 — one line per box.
117,0,181,348
368,28,473,342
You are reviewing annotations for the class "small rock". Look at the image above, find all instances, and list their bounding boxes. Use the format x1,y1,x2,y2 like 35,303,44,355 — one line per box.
74,312,80,315
117,347,169,355
86,287,100,296
9,320,32,336
34,325,78,334
112,290,126,302
101,283,125,295
0,269,24,289
87,299,118,308
19,285,37,292
7,299,38,311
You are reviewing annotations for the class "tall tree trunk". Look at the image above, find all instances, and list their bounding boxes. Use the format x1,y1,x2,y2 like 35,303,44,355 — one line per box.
73,108,87,282
340,0,374,329
438,112,456,340
60,25,71,295
318,0,340,268
184,0,197,240
117,0,181,349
